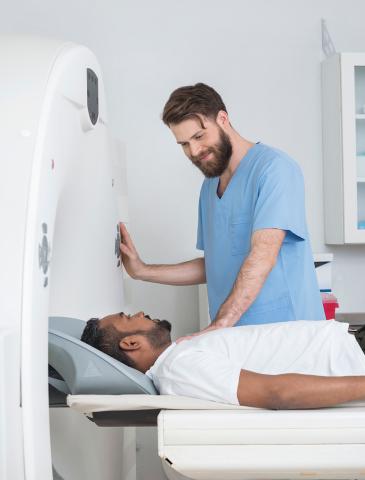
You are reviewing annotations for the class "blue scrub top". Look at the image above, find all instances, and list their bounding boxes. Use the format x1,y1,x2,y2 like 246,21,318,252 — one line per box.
196,143,325,325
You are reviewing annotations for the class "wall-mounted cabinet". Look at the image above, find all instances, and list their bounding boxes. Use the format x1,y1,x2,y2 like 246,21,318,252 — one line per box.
322,53,365,244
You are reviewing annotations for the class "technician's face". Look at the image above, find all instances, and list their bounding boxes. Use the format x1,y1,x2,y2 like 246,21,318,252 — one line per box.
170,116,232,177
100,311,171,334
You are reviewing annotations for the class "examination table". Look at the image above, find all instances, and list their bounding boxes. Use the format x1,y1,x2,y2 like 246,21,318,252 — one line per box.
49,317,365,480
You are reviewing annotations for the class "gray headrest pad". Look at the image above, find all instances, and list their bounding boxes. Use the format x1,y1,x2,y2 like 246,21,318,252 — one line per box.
48,316,157,395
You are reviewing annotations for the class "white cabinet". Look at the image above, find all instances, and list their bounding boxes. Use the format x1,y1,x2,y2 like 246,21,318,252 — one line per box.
322,53,365,244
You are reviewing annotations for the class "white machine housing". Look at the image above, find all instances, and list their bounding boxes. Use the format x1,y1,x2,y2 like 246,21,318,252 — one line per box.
0,35,130,480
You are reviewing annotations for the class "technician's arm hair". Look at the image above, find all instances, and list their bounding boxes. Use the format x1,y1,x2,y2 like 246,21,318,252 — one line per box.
140,257,206,286
214,228,285,327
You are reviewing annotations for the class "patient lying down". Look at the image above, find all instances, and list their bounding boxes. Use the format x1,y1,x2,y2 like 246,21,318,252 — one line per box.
81,312,365,409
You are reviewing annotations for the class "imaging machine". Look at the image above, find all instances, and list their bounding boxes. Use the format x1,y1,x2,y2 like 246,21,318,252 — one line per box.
1,35,365,480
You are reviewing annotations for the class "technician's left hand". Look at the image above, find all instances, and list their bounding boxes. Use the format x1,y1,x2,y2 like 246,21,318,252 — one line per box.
176,319,229,344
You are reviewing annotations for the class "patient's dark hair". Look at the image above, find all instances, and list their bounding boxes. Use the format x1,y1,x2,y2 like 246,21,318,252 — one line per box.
81,318,171,369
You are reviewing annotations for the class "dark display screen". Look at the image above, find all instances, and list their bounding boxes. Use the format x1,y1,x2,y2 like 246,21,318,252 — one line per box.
87,68,99,125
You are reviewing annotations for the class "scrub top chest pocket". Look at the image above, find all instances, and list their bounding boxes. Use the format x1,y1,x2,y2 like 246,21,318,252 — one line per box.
229,216,252,255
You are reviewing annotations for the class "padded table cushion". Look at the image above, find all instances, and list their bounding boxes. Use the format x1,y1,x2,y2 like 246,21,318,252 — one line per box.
67,394,365,415
67,394,253,414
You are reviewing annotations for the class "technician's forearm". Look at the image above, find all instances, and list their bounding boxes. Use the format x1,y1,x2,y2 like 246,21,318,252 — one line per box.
138,257,206,286
214,247,275,327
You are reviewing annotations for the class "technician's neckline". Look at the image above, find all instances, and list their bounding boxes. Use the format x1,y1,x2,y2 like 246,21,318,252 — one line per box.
215,142,260,200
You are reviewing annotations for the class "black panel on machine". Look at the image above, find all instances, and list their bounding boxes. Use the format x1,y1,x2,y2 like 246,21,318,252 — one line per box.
87,68,99,125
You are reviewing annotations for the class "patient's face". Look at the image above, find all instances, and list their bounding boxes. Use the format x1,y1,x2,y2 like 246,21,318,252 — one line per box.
100,311,169,334
97,311,171,371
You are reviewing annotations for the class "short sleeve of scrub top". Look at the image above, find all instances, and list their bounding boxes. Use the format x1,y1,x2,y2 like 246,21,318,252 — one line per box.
253,156,307,242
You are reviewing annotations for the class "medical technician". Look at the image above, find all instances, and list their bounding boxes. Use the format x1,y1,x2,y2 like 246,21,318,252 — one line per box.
120,83,324,333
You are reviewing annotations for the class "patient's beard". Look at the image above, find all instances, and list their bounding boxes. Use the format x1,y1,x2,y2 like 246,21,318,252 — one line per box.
144,320,172,349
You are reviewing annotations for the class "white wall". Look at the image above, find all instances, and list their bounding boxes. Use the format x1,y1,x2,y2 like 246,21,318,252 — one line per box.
3,1,365,479
3,0,365,319
110,0,365,315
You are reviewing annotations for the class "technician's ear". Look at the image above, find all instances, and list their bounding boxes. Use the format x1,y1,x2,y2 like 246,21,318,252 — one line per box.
119,335,141,351
216,110,229,126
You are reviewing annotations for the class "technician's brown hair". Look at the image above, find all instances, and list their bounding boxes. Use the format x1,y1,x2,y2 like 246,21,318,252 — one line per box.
162,83,227,127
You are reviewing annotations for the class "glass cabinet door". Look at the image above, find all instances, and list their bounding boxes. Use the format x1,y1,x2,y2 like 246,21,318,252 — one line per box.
322,53,365,243
355,66,365,231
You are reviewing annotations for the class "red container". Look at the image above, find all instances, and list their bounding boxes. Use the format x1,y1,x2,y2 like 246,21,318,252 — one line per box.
321,293,339,320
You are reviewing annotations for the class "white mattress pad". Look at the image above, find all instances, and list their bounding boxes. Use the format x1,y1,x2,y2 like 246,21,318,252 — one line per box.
67,394,255,414
67,393,365,415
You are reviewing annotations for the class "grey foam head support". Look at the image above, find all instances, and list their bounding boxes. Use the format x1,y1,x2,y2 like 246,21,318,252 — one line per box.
48,316,158,395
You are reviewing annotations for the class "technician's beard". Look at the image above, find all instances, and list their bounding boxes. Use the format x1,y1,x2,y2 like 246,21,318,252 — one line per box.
190,127,232,178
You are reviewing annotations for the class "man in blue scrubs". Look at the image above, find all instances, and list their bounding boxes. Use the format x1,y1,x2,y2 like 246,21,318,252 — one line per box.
120,83,324,333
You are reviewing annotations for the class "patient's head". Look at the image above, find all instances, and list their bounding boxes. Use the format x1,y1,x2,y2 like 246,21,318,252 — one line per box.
81,311,172,373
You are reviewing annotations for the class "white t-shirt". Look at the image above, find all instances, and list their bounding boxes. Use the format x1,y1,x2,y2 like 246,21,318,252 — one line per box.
146,320,365,405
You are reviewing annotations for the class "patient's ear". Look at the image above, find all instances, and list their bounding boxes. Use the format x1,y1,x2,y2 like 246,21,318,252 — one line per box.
119,335,142,351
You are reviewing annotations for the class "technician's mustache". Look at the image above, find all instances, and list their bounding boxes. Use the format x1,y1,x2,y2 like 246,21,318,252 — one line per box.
190,147,215,164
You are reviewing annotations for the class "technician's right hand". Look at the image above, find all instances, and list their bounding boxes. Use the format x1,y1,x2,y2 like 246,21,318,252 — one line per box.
119,223,146,280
